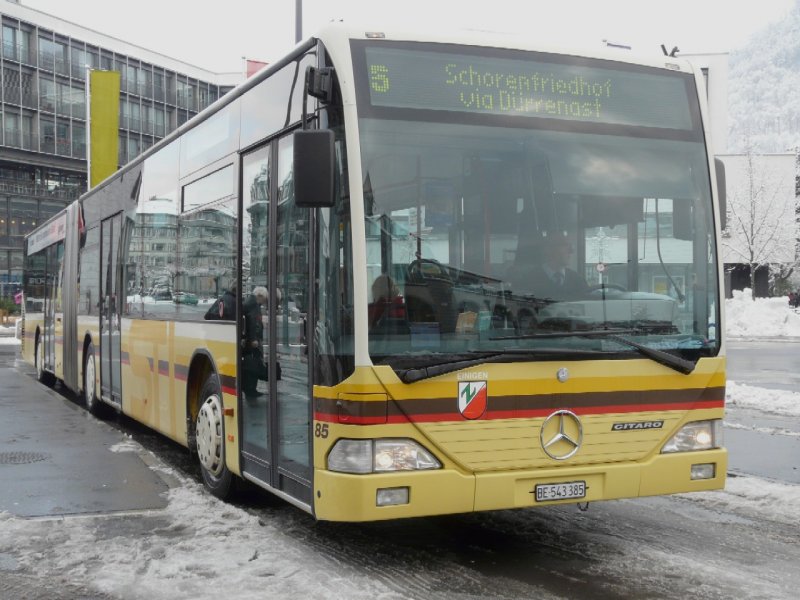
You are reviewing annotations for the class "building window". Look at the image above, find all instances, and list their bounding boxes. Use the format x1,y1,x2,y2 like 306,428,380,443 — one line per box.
3,112,21,148
53,40,69,75
72,123,86,158
9,197,38,239
2,25,17,61
20,71,36,108
39,77,56,113
0,198,7,246
71,46,86,79
56,122,69,156
22,114,35,150
40,117,55,153
38,36,55,71
154,71,165,102
3,70,21,105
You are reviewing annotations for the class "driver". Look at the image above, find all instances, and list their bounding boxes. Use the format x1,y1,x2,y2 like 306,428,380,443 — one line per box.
514,234,589,301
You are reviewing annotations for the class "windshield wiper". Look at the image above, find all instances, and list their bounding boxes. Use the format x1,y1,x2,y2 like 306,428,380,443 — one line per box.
599,333,696,375
493,329,695,374
395,348,604,383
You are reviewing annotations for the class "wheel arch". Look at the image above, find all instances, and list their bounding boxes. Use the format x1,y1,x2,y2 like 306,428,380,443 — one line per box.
80,332,96,394
185,349,220,451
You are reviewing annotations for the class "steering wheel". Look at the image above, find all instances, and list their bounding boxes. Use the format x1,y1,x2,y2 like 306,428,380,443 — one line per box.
408,258,450,282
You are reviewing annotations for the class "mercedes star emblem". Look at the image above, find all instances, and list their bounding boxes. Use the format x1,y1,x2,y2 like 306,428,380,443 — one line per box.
540,409,583,460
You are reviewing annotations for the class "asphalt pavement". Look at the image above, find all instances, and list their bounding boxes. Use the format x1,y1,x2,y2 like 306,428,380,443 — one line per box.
0,329,171,519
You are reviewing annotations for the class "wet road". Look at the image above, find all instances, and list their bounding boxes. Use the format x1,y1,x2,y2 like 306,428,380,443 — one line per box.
727,339,800,391
725,339,800,484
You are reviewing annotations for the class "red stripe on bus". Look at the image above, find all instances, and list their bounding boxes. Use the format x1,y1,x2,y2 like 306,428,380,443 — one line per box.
222,385,237,396
313,399,724,425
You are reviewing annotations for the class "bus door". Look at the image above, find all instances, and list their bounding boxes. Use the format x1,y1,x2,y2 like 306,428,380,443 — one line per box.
52,241,65,378
273,134,312,504
42,242,62,372
239,136,312,506
99,213,122,404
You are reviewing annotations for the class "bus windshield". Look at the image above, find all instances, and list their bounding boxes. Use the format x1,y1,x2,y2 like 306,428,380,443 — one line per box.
352,42,719,369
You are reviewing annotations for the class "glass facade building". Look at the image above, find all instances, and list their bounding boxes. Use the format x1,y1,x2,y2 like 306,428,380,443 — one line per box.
0,2,236,299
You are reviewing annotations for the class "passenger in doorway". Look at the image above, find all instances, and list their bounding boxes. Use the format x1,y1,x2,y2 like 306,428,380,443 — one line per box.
242,286,281,401
204,283,236,320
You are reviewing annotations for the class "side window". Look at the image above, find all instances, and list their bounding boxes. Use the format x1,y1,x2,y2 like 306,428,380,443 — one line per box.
179,165,237,321
53,241,64,313
240,54,314,148
136,141,180,319
242,146,270,312
79,227,99,316
24,249,46,314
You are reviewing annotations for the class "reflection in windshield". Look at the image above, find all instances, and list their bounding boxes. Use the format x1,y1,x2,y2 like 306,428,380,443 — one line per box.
360,119,718,365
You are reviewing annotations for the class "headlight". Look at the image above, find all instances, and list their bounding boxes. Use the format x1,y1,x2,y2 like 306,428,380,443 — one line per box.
327,438,441,474
661,420,723,453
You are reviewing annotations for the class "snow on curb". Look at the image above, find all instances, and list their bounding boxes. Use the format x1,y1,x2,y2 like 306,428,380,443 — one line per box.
725,288,800,338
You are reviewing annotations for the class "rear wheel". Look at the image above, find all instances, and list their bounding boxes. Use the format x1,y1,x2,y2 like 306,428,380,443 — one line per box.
83,343,107,417
35,334,53,385
196,373,234,499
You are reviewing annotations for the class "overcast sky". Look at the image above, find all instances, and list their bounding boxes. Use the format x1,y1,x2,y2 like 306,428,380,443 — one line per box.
16,0,796,72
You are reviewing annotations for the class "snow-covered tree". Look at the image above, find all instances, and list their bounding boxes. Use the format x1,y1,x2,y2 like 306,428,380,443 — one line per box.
723,150,797,294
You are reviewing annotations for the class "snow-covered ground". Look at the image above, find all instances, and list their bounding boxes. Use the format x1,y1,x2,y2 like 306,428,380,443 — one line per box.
0,322,18,344
726,287,800,338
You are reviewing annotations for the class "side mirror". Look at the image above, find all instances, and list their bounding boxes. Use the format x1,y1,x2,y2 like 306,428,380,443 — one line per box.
714,158,726,231
294,129,335,208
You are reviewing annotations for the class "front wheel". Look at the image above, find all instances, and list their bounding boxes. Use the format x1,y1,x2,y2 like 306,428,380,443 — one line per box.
195,373,233,499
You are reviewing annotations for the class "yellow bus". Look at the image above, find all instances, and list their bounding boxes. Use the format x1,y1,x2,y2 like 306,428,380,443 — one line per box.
22,24,727,521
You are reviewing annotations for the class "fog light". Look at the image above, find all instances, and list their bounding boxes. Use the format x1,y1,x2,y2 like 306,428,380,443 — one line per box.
691,463,715,480
376,487,409,507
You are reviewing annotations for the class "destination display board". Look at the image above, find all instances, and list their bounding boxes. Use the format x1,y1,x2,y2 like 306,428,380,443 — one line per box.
27,212,66,255
359,44,695,131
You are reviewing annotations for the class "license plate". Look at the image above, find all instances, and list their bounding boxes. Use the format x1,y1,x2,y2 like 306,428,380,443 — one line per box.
534,481,586,502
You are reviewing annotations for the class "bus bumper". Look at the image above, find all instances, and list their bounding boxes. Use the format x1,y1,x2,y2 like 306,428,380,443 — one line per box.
474,448,728,511
313,448,727,521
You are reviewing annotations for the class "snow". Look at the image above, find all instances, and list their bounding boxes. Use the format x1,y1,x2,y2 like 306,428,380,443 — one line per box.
726,380,800,417
725,287,800,338
680,475,800,528
0,324,19,345
0,438,797,600
0,457,400,600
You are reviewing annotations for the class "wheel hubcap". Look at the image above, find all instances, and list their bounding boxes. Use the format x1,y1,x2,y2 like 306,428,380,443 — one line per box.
37,342,43,379
85,355,95,405
196,394,224,476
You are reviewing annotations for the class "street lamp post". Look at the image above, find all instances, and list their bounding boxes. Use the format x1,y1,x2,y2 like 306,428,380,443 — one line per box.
296,0,302,43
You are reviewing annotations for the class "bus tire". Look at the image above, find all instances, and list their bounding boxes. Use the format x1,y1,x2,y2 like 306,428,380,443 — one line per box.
83,342,106,417
196,373,233,499
35,334,53,386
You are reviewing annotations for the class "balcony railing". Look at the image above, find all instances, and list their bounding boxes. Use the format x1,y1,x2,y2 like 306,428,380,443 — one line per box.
0,179,83,200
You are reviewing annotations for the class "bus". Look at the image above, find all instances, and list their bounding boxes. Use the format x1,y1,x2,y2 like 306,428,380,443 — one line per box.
22,24,727,522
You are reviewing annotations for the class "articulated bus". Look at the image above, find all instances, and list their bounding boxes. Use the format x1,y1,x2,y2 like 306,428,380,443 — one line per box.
22,24,727,521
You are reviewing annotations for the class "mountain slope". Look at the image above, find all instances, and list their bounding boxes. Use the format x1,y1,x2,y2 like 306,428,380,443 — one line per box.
728,0,800,152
